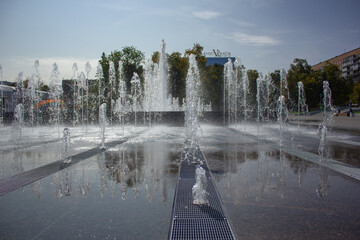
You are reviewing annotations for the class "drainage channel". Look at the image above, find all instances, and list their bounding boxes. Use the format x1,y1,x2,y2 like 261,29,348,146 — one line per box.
0,139,126,197
0,134,83,153
229,128,360,181
168,144,237,240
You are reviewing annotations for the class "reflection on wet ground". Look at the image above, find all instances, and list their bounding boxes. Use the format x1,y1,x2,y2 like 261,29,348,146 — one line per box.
199,126,360,239
0,125,359,239
231,123,360,167
0,138,182,239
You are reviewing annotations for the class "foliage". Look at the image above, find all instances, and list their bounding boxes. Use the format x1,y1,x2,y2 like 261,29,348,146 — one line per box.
168,52,188,105
98,46,144,117
121,46,145,91
286,58,312,108
185,43,207,73
286,58,354,110
204,63,224,111
247,69,259,112
301,71,322,110
152,51,160,64
39,83,50,92
20,78,49,92
320,64,353,106
270,70,280,90
350,81,360,104
89,44,358,117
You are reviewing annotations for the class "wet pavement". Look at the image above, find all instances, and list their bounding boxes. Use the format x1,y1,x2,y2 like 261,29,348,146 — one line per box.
200,126,360,240
0,124,359,239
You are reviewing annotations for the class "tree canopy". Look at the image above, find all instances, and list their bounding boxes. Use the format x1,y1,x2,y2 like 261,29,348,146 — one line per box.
93,44,357,117
286,58,354,110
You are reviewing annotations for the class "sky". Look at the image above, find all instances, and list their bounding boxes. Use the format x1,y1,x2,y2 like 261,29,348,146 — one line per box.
0,0,359,84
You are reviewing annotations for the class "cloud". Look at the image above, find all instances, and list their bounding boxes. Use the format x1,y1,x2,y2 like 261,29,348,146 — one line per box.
193,11,222,20
231,20,257,28
228,32,281,46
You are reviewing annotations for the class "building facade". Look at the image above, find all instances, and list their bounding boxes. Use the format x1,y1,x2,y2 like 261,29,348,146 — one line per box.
206,57,236,66
204,49,235,66
312,47,360,82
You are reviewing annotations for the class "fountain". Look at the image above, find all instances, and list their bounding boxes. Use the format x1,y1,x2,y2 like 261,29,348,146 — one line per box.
99,103,108,149
115,62,128,136
241,68,249,130
96,63,104,110
276,95,288,146
130,72,142,126
256,73,267,135
185,54,200,146
1,42,360,240
109,61,116,125
297,81,308,131
0,64,3,124
224,58,235,125
297,81,308,116
192,165,208,205
77,72,86,124
85,62,92,126
49,63,63,130
29,60,40,127
317,81,336,159
146,39,169,111
11,104,24,144
143,40,181,113
62,128,71,163
72,63,79,125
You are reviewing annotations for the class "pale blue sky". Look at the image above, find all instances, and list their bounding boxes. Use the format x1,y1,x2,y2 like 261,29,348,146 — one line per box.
0,0,359,83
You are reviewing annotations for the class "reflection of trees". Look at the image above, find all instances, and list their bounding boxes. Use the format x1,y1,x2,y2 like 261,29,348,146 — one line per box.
207,145,321,202
316,166,329,198
52,169,71,198
46,142,179,200
11,149,24,176
288,154,308,187
52,163,92,199
103,147,145,187
96,142,179,202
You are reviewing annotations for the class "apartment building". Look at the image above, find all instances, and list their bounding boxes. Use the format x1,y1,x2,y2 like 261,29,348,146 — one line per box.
312,47,360,82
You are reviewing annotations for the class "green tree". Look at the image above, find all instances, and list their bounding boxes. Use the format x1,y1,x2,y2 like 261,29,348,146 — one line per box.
99,52,110,107
151,51,160,64
39,83,50,92
108,50,122,99
270,70,280,91
247,69,259,117
98,46,144,117
302,71,322,110
168,52,188,105
121,46,145,92
269,70,281,111
185,43,208,103
287,58,312,109
320,63,353,106
185,43,207,74
350,81,360,104
204,63,224,111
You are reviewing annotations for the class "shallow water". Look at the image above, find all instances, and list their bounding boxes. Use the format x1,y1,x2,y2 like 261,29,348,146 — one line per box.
0,141,182,240
200,126,360,239
0,124,359,239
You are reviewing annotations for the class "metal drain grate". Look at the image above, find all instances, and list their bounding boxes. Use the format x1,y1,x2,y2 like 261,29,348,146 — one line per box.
174,179,225,219
171,218,235,240
169,145,236,240
179,161,211,179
